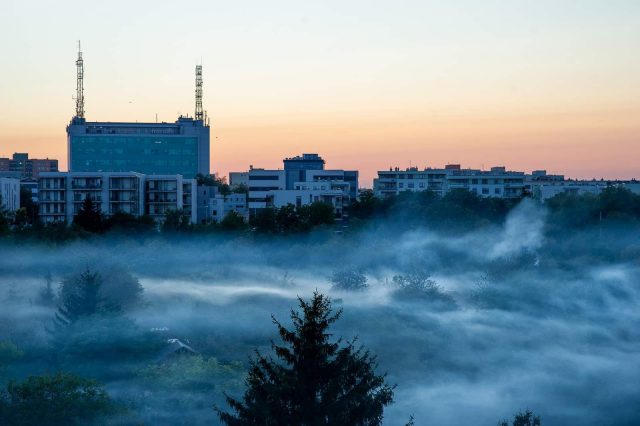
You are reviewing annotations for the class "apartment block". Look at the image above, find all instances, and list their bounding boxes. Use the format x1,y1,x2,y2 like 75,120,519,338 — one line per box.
38,172,196,224
374,165,525,199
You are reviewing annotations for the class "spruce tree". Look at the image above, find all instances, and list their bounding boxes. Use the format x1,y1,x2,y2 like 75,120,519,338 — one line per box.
217,292,394,426
53,269,117,328
73,196,105,233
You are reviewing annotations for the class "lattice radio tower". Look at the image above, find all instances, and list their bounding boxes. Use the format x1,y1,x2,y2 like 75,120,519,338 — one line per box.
195,65,203,121
75,41,85,118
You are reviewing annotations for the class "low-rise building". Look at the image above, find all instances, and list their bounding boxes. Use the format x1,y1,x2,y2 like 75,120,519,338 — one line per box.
230,153,358,218
0,153,58,180
38,172,196,224
374,165,525,199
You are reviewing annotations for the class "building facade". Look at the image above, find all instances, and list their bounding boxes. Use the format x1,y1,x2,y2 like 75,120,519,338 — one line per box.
67,116,210,178
0,177,20,213
38,172,196,224
230,153,358,218
0,153,58,180
374,165,526,199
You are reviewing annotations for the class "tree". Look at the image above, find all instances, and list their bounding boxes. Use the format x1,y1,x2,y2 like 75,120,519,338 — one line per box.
330,269,368,291
251,207,278,233
0,373,115,426
217,292,395,425
73,196,105,233
53,269,118,329
161,209,191,233
391,270,456,310
498,410,541,426
196,173,232,195
37,271,56,306
220,211,247,231
19,186,39,224
0,194,10,236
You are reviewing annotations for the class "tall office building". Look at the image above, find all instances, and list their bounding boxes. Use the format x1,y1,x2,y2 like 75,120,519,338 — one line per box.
67,117,210,178
66,44,210,179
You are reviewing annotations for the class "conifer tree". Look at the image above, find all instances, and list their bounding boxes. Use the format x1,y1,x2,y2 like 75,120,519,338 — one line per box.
73,196,105,233
53,269,117,329
217,292,394,426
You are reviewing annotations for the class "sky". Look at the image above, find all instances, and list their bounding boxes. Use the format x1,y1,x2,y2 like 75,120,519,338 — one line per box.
0,0,639,186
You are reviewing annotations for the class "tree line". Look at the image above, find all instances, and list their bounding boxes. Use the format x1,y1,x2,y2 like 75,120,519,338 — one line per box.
3,185,639,242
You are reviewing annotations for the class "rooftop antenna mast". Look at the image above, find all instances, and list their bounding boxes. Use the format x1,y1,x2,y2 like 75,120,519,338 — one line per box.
75,41,85,118
195,64,203,121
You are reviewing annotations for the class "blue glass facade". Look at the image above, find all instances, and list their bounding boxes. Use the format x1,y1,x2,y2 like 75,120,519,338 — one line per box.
67,117,210,178
70,135,198,177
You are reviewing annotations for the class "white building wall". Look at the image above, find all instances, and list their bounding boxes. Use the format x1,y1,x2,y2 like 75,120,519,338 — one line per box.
38,172,197,224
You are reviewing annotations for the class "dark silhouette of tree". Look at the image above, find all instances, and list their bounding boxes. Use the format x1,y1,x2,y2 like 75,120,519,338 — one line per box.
220,211,247,231
73,196,105,233
0,194,10,236
217,292,394,425
53,269,118,329
498,409,541,426
161,209,191,233
330,269,368,291
196,173,231,195
106,211,156,234
19,186,39,224
0,372,115,426
251,207,278,233
37,271,56,306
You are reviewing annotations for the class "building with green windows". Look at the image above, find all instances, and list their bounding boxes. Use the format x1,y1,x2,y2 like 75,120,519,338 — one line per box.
67,116,210,178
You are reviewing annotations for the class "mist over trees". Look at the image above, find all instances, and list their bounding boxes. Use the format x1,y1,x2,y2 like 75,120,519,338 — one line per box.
0,190,638,424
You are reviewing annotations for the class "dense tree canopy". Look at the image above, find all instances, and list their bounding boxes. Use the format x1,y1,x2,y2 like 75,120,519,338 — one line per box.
0,373,115,426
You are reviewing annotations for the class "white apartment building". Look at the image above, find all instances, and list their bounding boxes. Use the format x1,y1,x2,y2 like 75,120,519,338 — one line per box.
374,165,525,199
38,172,196,224
0,177,20,213
208,192,249,222
230,168,286,211
229,154,358,219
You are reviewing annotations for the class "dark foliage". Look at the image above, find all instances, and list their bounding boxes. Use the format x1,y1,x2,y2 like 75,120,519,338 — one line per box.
36,270,56,306
53,269,119,329
330,269,369,291
251,202,335,234
73,197,106,233
392,270,457,309
217,292,395,425
498,409,541,426
220,211,248,231
161,209,192,233
0,372,116,426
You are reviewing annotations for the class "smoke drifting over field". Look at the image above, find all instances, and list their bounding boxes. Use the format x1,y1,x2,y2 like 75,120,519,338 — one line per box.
1,200,639,425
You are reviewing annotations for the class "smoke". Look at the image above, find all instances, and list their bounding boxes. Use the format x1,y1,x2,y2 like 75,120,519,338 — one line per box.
0,201,639,425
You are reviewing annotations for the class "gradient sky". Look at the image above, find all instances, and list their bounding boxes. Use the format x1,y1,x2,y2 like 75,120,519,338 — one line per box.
1,0,639,186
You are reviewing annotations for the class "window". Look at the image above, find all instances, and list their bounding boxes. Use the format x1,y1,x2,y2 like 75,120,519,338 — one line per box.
482,188,489,195
494,188,501,194
399,183,404,188
419,182,425,188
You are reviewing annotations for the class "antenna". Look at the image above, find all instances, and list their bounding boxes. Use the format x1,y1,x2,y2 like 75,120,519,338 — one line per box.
195,65,203,121
75,41,85,118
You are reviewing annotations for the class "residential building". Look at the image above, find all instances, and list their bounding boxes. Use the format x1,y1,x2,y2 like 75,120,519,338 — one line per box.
230,153,359,218
0,153,58,179
67,116,210,178
374,165,526,199
38,172,196,224
0,177,20,213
